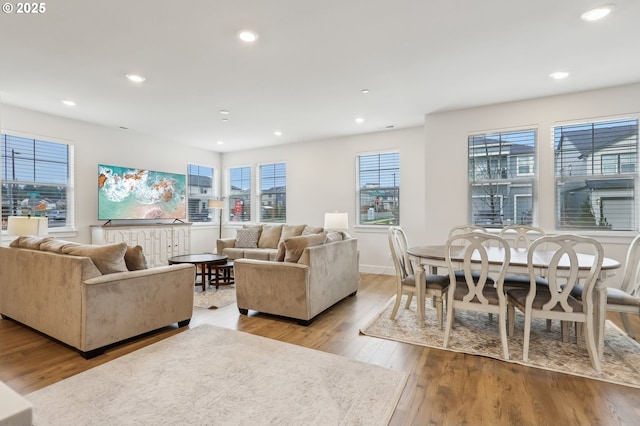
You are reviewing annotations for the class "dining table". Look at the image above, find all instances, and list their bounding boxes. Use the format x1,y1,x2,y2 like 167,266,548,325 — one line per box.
407,244,621,367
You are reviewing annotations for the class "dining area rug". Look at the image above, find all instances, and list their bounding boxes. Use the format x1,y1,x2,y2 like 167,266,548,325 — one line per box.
361,295,640,389
27,324,409,425
193,285,236,309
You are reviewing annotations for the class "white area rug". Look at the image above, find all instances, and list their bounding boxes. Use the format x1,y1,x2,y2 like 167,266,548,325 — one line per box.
361,295,640,389
193,285,236,309
27,324,409,425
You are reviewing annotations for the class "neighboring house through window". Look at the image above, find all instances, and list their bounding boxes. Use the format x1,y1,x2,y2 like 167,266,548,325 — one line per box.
259,162,286,223
187,164,214,223
228,166,251,222
357,151,400,226
1,133,72,230
468,129,537,227
554,118,638,231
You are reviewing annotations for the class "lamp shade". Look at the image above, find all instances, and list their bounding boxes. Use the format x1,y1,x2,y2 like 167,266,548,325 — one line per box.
207,199,224,209
7,216,48,237
324,212,349,230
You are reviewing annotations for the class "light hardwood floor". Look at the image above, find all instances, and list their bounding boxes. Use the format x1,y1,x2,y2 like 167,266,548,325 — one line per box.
1,273,640,425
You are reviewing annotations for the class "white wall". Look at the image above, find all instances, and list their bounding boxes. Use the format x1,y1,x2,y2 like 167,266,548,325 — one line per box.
221,126,426,274
423,82,640,286
1,104,221,252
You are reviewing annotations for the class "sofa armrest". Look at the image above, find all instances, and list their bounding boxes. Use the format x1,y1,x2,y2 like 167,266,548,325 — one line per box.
234,259,310,319
217,238,236,254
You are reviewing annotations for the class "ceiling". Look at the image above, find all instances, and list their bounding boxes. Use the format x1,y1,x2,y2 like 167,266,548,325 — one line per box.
1,0,639,153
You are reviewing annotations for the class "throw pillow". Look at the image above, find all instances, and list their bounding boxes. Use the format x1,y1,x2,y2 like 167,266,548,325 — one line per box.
302,225,324,235
326,231,344,243
235,226,261,248
124,245,148,270
283,232,327,263
278,224,306,244
62,242,129,275
258,224,283,249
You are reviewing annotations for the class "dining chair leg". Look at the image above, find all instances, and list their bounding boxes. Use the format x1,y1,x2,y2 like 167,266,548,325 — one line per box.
443,302,455,347
435,296,444,329
390,291,403,320
523,311,532,362
621,313,637,339
583,317,601,372
405,293,413,309
499,310,509,360
507,304,515,337
575,322,583,344
561,321,569,343
546,319,552,331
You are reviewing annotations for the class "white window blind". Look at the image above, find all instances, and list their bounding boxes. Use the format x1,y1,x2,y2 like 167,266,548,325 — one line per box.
357,152,399,226
229,166,251,222
259,163,286,223
187,164,214,223
1,133,71,230
468,129,536,227
554,118,638,231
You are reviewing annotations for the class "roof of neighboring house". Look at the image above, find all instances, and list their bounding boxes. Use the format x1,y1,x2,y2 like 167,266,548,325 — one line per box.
558,124,637,158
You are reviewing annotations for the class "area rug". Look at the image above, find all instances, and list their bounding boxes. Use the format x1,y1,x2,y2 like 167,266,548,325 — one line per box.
361,295,640,389
193,285,236,309
27,324,409,425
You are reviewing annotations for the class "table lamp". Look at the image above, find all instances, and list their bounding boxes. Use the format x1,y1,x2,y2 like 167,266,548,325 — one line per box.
323,212,349,231
7,216,49,237
208,199,225,239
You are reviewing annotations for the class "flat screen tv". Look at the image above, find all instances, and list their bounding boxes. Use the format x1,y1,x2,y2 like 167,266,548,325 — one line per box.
98,164,187,220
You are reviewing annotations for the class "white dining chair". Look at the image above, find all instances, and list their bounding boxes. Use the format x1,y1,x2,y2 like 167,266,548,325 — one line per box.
448,224,487,238
571,233,640,339
506,234,603,371
499,225,549,292
444,232,511,359
388,227,449,328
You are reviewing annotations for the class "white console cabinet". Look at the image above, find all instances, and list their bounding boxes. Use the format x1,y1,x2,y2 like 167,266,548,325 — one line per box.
90,223,191,268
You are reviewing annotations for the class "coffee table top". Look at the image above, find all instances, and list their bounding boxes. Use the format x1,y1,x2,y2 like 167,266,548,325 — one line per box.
168,253,228,264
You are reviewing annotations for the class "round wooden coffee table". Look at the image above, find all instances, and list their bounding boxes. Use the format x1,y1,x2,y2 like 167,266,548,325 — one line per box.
168,253,228,291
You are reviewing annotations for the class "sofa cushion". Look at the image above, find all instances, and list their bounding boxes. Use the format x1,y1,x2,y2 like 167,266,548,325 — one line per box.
124,245,148,271
243,248,279,261
275,241,286,262
62,242,129,275
235,226,261,248
39,238,82,253
258,224,283,249
279,224,306,244
302,225,324,235
283,233,327,263
9,236,52,250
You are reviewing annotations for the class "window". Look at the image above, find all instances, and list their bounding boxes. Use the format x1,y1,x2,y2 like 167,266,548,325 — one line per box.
468,129,536,227
1,133,72,230
357,152,399,226
554,118,638,231
259,163,286,223
187,164,214,223
228,166,251,222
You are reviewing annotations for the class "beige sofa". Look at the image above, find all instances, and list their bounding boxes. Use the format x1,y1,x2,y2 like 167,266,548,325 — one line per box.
234,233,359,325
0,237,195,358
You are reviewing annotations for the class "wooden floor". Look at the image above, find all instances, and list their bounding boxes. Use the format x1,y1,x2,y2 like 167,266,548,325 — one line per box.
2,274,640,425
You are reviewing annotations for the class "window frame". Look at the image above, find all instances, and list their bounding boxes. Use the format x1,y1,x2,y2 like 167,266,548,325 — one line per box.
355,150,400,227
187,163,215,224
468,127,537,228
257,162,287,223
227,165,252,223
1,131,74,233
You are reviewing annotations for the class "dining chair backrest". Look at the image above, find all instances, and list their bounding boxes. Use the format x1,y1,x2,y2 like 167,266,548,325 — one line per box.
499,224,545,250
445,231,510,305
527,234,604,312
620,233,640,297
388,226,413,280
448,225,487,238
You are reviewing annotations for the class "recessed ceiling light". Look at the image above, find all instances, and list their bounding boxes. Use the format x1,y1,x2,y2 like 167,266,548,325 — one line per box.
125,74,146,83
219,110,230,115
549,71,570,80
581,4,614,21
355,117,365,124
222,118,229,122
274,131,282,136
361,89,369,94
61,99,76,106
217,140,224,145
238,30,258,43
